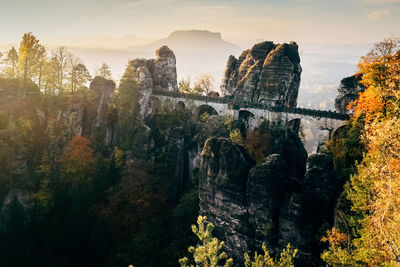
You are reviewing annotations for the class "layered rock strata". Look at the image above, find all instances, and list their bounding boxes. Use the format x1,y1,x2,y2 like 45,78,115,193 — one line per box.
220,41,301,108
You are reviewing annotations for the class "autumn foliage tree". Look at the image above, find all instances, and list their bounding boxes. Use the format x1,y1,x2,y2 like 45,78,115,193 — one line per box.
18,32,44,87
322,38,400,266
1,33,91,94
244,130,272,164
59,136,96,186
194,74,214,95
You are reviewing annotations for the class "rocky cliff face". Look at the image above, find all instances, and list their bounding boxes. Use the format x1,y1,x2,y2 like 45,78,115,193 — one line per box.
199,138,255,261
199,135,338,265
90,77,116,127
220,41,301,108
334,75,366,113
129,46,178,120
165,127,188,203
87,76,116,145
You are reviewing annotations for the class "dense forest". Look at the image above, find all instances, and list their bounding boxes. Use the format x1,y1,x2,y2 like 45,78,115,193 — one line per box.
0,33,198,267
1,32,400,267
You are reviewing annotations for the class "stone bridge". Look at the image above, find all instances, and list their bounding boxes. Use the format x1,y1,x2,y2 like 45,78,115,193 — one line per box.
151,89,349,152
127,44,349,152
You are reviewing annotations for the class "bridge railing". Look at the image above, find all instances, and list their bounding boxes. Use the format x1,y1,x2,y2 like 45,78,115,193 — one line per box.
237,101,349,120
152,89,350,121
152,89,228,104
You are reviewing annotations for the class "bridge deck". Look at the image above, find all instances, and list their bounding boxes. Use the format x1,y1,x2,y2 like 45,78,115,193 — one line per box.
152,90,350,121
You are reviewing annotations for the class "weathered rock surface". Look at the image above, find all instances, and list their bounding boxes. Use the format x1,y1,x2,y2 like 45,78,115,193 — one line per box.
334,75,366,113
165,127,188,202
129,46,178,120
129,125,154,161
199,136,338,266
90,76,116,127
130,59,154,120
247,154,288,250
88,76,116,145
220,41,301,108
278,153,338,266
149,46,178,92
199,137,255,262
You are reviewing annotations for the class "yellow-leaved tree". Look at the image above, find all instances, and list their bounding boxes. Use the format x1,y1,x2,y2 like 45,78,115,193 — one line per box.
179,216,234,267
322,38,400,266
18,33,45,88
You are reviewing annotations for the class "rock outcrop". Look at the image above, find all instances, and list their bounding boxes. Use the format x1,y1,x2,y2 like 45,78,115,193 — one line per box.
80,76,117,146
247,154,288,250
150,46,178,91
88,76,116,145
165,127,188,202
220,41,301,108
129,125,154,160
199,136,338,266
334,75,366,113
277,153,338,266
129,46,178,120
199,137,255,261
90,76,116,127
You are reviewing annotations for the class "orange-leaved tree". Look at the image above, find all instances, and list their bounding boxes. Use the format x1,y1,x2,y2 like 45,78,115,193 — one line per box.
59,135,96,186
322,39,400,266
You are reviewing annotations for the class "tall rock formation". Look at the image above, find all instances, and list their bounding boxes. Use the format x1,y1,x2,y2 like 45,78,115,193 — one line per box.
86,76,116,145
220,41,301,108
199,137,255,261
198,135,338,266
130,58,154,120
334,75,366,113
128,46,178,120
165,127,188,203
149,46,178,92
90,76,115,127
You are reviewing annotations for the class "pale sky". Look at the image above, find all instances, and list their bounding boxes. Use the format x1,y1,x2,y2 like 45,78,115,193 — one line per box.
0,0,399,46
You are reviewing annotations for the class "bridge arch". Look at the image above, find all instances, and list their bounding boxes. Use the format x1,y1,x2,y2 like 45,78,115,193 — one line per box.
239,110,255,128
194,104,218,120
239,110,255,121
177,101,185,110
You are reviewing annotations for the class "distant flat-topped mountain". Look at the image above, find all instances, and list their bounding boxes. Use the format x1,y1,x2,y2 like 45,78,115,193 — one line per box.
130,30,239,52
